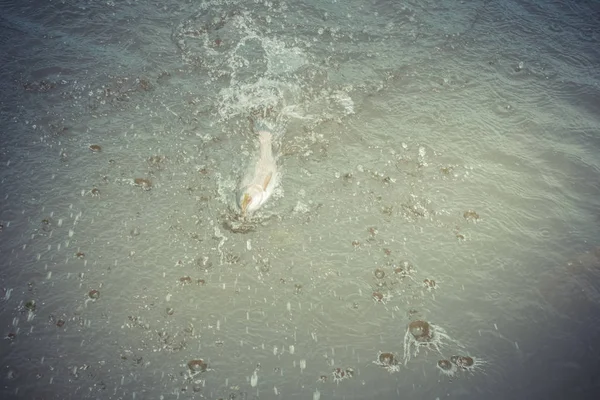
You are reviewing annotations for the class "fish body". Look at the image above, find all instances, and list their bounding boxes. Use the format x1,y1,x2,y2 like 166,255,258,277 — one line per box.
238,130,278,215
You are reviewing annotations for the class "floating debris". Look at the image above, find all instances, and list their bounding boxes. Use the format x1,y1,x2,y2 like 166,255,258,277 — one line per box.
88,290,100,300
374,268,385,279
179,276,192,285
76,252,85,259
89,144,102,152
91,188,100,197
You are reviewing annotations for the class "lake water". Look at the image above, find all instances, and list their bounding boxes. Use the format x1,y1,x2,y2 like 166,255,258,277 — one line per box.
1,0,600,399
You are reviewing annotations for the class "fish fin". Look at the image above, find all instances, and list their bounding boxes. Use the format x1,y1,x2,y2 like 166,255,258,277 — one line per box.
262,173,272,190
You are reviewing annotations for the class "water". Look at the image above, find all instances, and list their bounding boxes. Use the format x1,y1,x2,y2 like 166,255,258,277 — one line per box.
1,0,600,399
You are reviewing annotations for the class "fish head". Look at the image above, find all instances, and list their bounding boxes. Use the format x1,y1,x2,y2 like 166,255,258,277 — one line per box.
238,185,265,215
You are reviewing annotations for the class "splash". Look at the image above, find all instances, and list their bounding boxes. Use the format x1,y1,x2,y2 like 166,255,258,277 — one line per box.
402,320,463,365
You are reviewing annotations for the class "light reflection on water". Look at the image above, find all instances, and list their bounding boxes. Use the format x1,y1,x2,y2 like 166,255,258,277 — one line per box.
1,0,600,399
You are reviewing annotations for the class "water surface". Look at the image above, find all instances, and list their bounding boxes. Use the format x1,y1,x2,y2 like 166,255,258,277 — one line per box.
1,0,600,399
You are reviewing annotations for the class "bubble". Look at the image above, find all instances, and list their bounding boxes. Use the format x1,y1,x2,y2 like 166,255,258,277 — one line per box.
41,218,52,232
463,210,479,221
450,355,485,372
408,320,431,342
374,268,385,279
25,300,36,311
250,369,258,387
437,359,456,376
259,262,270,274
378,352,396,365
372,292,384,302
5,367,18,381
134,178,152,190
187,359,208,373
423,279,436,289
373,352,400,373
394,260,415,278
332,367,349,382
403,321,462,365
515,61,524,72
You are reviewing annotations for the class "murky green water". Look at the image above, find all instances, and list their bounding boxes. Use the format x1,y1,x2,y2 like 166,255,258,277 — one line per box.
1,0,600,399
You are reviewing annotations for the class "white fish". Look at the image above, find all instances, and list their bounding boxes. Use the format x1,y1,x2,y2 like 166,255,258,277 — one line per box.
237,130,278,216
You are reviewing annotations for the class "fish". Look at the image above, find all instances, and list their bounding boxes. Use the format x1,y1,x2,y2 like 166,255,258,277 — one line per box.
237,130,278,216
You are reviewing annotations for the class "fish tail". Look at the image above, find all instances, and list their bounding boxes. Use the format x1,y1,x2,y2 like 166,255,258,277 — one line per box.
253,118,271,133
258,130,272,145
